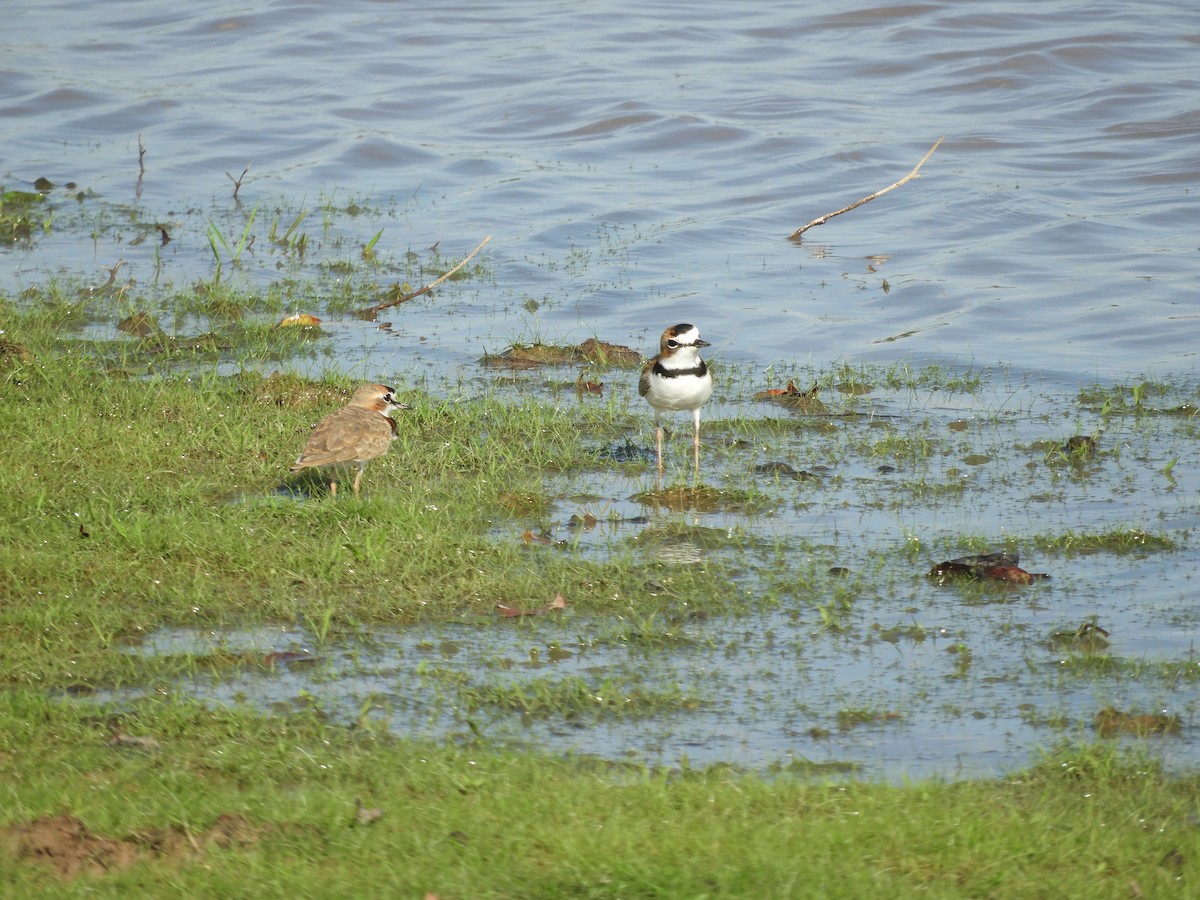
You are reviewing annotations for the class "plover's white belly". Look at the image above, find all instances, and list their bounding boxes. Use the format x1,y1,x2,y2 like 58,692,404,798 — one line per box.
645,373,713,412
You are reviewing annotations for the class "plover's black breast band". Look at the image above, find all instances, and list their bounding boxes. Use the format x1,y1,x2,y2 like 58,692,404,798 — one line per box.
652,360,708,379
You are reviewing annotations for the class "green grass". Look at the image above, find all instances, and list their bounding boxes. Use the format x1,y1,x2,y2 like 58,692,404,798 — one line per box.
2,691,1198,896
0,317,750,688
4,285,1200,894
0,187,51,244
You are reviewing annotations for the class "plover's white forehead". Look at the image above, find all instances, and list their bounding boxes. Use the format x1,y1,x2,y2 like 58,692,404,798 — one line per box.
665,323,701,345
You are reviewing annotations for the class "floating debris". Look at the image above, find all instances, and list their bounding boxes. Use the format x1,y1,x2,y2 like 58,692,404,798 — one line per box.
1049,621,1110,652
753,379,829,414
277,312,322,328
928,551,1049,585
481,337,640,369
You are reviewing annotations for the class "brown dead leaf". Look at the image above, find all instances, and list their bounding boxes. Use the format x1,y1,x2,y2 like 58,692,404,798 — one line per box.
496,593,568,618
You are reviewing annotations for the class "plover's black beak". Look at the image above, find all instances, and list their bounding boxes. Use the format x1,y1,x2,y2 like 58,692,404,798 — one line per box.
694,338,711,348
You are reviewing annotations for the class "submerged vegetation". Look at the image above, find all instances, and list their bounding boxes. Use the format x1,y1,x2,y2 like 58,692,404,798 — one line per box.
1,190,1199,892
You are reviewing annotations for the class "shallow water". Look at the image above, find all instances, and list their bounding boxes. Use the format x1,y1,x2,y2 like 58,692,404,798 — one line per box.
93,378,1200,782
7,0,1200,778
3,0,1197,379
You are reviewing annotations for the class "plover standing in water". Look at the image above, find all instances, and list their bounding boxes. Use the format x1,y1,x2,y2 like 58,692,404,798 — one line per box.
638,323,714,486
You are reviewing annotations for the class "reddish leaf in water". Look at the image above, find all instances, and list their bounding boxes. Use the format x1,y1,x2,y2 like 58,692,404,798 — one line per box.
929,551,1048,585
575,375,604,395
753,379,802,400
754,379,828,412
521,529,565,547
984,565,1049,585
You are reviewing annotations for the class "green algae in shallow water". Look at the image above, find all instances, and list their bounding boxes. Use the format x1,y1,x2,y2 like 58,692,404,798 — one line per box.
1033,528,1175,555
634,484,772,513
0,188,47,244
631,523,739,553
460,674,702,719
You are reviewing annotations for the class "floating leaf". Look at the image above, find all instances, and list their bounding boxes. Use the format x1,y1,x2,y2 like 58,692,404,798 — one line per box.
278,312,322,328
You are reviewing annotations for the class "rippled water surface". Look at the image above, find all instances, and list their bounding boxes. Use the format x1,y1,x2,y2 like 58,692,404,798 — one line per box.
7,1,1200,778
4,0,1196,377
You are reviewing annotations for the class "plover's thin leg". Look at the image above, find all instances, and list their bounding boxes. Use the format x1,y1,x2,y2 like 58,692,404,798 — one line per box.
655,413,665,490
692,408,703,483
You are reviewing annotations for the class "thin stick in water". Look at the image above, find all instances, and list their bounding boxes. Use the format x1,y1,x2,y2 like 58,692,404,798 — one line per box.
226,162,252,201
356,236,492,319
789,137,944,241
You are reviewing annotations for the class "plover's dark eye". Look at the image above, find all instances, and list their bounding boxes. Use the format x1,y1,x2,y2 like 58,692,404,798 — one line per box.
667,340,679,349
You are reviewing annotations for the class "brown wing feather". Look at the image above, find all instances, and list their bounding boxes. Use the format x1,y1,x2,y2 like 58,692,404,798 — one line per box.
292,407,394,470
638,358,655,398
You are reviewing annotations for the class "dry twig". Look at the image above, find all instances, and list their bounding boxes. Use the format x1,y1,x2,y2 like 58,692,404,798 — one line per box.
102,259,126,289
136,134,146,200
226,162,252,201
789,137,944,241
355,236,491,319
